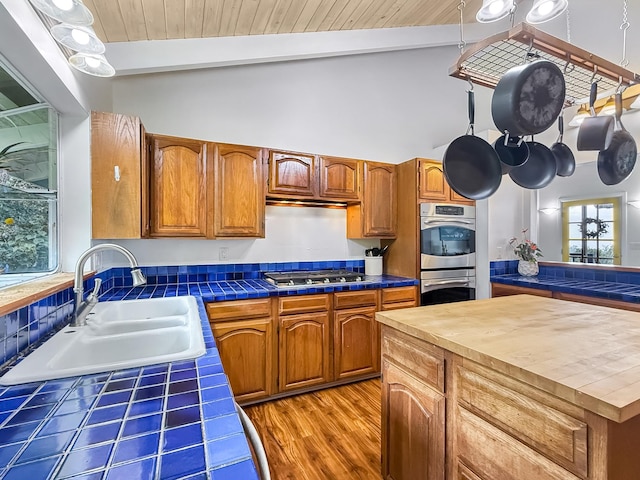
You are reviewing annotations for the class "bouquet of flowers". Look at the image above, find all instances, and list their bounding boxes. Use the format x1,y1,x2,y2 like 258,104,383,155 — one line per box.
509,229,543,263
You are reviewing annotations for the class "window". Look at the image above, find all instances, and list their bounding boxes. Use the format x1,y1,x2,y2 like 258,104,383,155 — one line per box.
0,56,58,288
561,197,621,265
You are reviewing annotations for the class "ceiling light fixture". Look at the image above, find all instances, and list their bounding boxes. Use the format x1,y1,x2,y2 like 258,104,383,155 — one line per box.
476,0,515,23
50,24,105,54
526,0,569,24
68,53,115,77
29,0,94,26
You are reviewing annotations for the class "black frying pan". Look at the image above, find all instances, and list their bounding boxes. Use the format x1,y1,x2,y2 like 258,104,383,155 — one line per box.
577,81,614,151
597,92,637,185
550,112,575,177
493,134,529,175
508,138,557,189
443,90,502,200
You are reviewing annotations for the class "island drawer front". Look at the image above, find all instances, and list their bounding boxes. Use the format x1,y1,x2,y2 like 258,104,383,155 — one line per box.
278,294,331,315
206,298,272,322
456,363,588,478
456,406,582,480
333,290,378,310
381,286,418,305
381,326,444,392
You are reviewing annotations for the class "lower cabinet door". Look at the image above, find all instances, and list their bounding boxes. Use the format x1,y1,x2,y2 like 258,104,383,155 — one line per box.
382,360,445,480
334,306,377,380
211,317,276,403
279,311,331,392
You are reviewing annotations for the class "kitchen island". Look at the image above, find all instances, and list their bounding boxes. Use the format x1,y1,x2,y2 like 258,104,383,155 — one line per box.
376,294,640,480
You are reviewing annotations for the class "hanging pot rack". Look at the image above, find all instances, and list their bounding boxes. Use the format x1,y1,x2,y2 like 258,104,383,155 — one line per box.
450,23,640,104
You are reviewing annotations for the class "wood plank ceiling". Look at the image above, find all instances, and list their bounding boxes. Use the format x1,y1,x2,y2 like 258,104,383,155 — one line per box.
82,0,483,43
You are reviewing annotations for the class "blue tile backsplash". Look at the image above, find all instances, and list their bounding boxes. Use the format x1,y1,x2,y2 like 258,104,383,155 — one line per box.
0,259,417,479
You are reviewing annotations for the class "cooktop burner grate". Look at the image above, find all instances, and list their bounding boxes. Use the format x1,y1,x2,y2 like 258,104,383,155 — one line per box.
263,269,363,287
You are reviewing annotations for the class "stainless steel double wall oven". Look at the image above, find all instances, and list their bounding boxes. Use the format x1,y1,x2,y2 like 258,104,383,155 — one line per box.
420,203,476,306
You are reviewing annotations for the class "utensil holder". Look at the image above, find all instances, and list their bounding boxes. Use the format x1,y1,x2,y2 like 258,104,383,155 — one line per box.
365,256,383,276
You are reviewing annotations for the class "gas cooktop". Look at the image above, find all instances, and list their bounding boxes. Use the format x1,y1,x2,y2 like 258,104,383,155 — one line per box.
263,269,364,287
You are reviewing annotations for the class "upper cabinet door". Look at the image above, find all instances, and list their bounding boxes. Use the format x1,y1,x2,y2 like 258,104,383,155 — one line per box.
214,143,265,237
91,111,143,239
418,160,448,202
268,150,317,197
150,135,209,237
318,156,360,201
363,162,396,238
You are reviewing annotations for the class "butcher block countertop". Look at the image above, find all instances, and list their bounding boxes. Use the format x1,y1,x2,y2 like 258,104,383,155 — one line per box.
375,294,640,423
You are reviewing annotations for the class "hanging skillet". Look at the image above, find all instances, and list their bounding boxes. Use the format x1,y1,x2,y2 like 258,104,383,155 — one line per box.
491,59,566,137
508,136,557,189
443,88,502,200
597,91,637,185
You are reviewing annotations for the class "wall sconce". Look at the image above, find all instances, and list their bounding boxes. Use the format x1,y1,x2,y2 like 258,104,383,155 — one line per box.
539,207,559,215
28,0,114,77
628,201,640,209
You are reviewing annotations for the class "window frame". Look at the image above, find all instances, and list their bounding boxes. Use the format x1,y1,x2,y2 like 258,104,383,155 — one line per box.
561,196,621,265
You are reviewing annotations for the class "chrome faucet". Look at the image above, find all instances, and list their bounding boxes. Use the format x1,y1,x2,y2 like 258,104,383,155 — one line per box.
70,243,147,327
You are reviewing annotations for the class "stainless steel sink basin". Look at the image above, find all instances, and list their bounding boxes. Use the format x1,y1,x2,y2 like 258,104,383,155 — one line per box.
0,296,206,385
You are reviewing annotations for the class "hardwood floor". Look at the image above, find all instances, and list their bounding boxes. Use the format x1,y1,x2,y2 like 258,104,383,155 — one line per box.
243,379,382,480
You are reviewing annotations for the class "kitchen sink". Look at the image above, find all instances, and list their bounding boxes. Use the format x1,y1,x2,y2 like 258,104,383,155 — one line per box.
0,296,206,386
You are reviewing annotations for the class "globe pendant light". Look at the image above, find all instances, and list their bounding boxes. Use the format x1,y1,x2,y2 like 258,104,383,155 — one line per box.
29,0,94,26
476,0,515,23
69,53,115,77
51,24,105,54
526,0,569,24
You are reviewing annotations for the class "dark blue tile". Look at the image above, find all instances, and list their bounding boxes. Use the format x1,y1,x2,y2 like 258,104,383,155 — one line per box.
204,414,243,441
169,369,196,382
96,390,132,408
138,373,166,388
105,454,156,480
211,459,258,480
0,396,29,413
0,443,23,468
165,405,200,428
122,413,162,437
57,443,112,478
86,405,127,427
104,379,136,392
0,384,39,399
134,385,165,401
167,391,200,410
73,421,121,448
206,433,251,467
63,471,104,480
159,444,206,479
112,432,160,464
128,398,164,418
6,404,54,425
16,430,74,463
2,455,60,480
163,423,203,452
168,379,198,395
35,379,76,393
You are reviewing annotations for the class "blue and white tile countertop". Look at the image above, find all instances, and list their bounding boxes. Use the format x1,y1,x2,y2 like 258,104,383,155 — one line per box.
0,260,418,479
491,260,640,303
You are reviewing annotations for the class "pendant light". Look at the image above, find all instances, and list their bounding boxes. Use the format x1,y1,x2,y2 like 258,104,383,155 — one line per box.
28,0,94,26
51,24,105,54
68,53,115,77
526,0,568,24
476,0,515,23
568,104,590,127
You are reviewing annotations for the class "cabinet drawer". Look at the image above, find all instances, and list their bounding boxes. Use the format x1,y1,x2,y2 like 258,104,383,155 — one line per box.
381,286,417,306
333,290,378,310
380,300,417,311
381,325,444,392
206,298,272,322
456,406,581,480
278,294,330,315
456,362,587,477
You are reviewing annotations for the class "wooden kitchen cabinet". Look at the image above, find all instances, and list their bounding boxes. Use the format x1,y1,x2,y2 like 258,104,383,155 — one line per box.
207,298,276,403
149,134,211,237
418,159,474,205
318,156,360,201
214,143,266,237
267,150,317,198
382,359,445,480
91,111,147,239
347,161,396,239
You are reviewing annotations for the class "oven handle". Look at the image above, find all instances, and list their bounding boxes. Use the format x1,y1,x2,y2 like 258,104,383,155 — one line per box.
423,279,470,286
422,219,474,225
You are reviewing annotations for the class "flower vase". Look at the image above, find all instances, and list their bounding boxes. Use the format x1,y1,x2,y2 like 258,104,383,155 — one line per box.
518,259,539,277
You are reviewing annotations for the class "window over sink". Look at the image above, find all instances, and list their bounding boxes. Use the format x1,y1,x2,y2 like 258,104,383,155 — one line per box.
0,54,58,288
